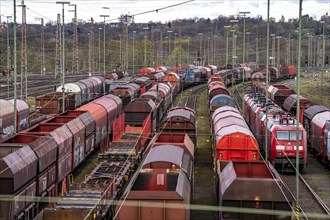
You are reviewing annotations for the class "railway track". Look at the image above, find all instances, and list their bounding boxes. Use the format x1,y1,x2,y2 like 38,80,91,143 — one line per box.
189,84,217,220
231,81,330,219
280,152,330,219
185,85,207,109
231,82,252,111
0,73,94,100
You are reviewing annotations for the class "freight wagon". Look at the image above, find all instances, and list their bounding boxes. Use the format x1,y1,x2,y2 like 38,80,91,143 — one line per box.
161,107,196,144
116,132,195,220
216,160,295,220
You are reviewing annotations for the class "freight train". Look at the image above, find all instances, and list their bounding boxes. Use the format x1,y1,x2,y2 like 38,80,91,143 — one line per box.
37,90,197,219
0,63,213,220
253,81,330,165
0,72,127,143
207,76,295,219
243,92,307,171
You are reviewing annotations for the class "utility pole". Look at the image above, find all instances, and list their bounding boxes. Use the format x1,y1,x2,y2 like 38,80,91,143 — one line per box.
295,0,303,215
293,30,298,66
276,36,282,68
255,37,259,69
239,11,250,84
19,0,27,101
6,16,12,99
265,0,270,162
132,30,136,74
143,26,149,67
187,37,190,64
88,17,94,76
271,33,275,66
55,13,61,79
207,33,210,65
90,18,95,74
13,0,18,134
119,34,122,67
36,18,45,75
224,26,230,67
307,34,311,71
179,28,182,66
232,30,237,84
288,33,291,65
213,35,217,65
229,19,238,84
69,4,78,74
160,28,163,65
198,33,203,65
174,32,177,65
246,32,250,63
88,31,91,76
98,27,102,72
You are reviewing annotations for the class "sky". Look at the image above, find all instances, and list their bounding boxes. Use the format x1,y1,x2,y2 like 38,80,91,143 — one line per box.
0,0,329,24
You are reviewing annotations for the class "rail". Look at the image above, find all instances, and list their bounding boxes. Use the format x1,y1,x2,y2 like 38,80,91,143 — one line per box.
184,85,207,109
280,153,330,219
0,73,98,100
230,80,330,219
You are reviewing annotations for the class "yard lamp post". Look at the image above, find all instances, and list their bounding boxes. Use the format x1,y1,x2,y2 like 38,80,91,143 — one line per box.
320,20,325,102
239,11,250,85
56,1,70,113
100,10,109,76
6,15,12,99
229,19,238,85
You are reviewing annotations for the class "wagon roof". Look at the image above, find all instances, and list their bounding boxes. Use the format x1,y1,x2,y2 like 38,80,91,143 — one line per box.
143,145,193,179
128,169,190,200
217,161,294,201
304,105,330,121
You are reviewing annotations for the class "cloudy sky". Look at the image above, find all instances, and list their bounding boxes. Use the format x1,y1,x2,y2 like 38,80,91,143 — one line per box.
0,0,329,24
